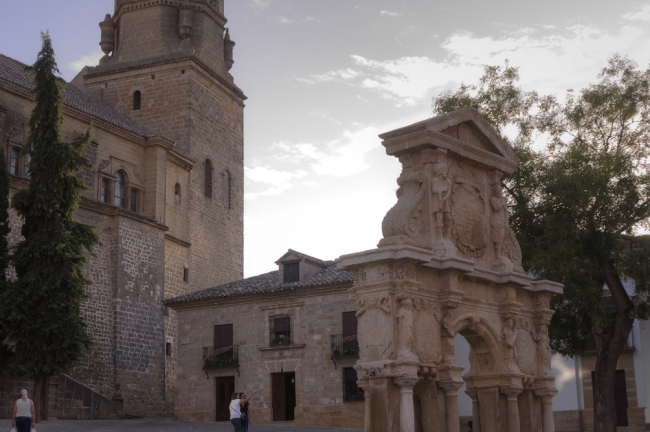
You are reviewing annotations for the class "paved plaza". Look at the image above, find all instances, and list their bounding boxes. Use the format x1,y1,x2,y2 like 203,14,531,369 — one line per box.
0,419,363,432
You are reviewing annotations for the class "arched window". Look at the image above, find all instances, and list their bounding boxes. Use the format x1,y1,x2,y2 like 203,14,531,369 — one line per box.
174,183,181,204
225,170,232,209
205,159,213,198
114,170,126,208
133,91,141,111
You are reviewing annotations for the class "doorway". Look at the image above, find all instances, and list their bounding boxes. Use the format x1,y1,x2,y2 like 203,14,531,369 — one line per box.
215,376,235,421
271,372,296,421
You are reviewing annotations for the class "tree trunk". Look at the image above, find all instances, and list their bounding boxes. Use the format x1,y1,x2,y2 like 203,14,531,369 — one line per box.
32,375,44,424
593,266,635,432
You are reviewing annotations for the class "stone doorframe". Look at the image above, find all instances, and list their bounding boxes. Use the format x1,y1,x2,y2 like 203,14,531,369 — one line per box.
338,108,562,432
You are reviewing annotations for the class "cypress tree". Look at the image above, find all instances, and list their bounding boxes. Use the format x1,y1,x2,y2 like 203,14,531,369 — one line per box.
0,32,99,421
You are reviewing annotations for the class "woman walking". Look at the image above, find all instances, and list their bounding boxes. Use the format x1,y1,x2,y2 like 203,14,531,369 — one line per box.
229,390,257,432
11,389,35,432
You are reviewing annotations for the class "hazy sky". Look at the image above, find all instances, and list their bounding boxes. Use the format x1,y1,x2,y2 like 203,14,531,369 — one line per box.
2,0,650,278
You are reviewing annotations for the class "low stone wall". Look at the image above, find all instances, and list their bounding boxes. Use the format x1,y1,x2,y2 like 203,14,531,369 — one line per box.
0,374,117,420
554,408,647,432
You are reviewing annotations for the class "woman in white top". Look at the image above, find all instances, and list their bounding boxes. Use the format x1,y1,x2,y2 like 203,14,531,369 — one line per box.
11,389,35,432
229,390,257,432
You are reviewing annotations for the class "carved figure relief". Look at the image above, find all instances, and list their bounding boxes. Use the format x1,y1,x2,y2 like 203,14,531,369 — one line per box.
501,314,520,373
450,180,487,257
355,296,391,317
396,296,418,361
382,172,427,243
532,325,553,377
442,336,456,364
490,184,508,260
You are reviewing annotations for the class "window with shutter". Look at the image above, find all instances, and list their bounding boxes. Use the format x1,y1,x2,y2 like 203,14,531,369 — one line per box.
213,324,234,350
283,262,299,283
270,315,290,346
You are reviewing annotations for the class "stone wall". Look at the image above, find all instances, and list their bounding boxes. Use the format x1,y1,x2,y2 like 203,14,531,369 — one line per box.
173,287,364,428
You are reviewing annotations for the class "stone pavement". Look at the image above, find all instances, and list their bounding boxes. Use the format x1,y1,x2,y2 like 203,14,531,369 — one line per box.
0,419,363,432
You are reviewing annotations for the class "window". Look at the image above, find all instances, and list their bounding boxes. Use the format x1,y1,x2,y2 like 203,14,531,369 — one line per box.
214,324,234,351
130,188,138,212
100,178,110,203
183,267,189,282
270,315,290,346
133,91,141,111
114,170,125,208
205,159,213,198
342,311,359,357
166,342,172,357
224,170,232,209
283,261,299,283
9,149,19,175
23,153,30,178
343,367,364,402
174,183,181,204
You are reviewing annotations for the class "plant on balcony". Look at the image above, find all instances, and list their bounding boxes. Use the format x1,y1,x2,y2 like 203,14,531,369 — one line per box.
203,355,239,369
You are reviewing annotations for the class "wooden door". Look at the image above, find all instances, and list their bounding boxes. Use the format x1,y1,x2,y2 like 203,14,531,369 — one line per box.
284,372,296,421
215,376,235,421
272,373,286,421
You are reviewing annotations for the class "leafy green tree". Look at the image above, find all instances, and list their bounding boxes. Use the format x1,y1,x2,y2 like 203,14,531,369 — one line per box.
433,57,650,432
0,33,99,421
0,146,13,368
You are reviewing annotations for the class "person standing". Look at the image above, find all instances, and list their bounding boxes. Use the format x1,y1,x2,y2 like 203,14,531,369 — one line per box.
239,392,251,432
11,389,35,432
229,390,257,432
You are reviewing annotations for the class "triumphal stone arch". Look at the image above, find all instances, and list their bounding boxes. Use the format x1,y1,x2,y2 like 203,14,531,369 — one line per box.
338,108,562,432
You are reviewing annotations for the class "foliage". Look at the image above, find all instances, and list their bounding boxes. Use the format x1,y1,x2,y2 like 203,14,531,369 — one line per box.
203,354,239,369
433,56,650,432
0,147,12,367
0,32,99,380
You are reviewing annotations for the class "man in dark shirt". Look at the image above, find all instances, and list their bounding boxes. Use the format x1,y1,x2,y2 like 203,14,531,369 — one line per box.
239,393,250,432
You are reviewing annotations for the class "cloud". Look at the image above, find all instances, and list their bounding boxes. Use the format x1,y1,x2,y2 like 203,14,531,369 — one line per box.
244,166,309,199
298,6,650,105
67,50,103,74
380,10,401,17
249,0,271,11
278,16,293,24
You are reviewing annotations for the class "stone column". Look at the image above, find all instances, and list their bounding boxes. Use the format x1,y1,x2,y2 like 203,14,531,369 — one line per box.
394,378,419,432
501,389,521,432
357,380,372,432
440,382,463,432
466,390,481,432
540,395,554,432
417,381,439,432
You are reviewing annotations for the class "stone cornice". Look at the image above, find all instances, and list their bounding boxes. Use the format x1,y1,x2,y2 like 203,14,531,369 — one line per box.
114,0,227,27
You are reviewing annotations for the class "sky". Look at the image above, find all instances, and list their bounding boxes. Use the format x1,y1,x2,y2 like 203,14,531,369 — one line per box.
2,0,650,277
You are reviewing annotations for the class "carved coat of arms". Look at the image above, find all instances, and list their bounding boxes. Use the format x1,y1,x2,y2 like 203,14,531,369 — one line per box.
450,181,487,257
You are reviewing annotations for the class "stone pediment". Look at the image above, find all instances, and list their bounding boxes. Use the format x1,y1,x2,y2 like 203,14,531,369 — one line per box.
379,107,518,176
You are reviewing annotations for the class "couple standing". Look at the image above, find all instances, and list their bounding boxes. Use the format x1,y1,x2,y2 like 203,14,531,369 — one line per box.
229,390,257,432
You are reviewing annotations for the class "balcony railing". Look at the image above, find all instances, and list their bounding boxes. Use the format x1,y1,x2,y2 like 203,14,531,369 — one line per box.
202,345,239,369
331,334,359,359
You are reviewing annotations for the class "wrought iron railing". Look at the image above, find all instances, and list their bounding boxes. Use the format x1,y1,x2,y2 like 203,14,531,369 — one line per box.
202,345,239,369
331,334,359,358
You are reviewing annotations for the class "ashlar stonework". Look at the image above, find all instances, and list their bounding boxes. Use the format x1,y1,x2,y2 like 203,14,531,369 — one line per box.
338,108,563,432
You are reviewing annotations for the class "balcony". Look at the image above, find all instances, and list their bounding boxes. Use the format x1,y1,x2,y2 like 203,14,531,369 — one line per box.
202,345,239,370
331,334,359,359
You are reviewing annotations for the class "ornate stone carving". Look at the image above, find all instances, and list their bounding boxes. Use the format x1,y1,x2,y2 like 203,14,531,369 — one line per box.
356,296,391,317
450,180,487,257
396,295,418,361
424,149,457,257
532,325,553,377
382,172,427,243
501,314,521,373
412,300,441,363
99,159,110,171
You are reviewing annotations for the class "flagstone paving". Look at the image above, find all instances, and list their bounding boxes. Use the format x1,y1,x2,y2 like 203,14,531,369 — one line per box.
1,419,363,432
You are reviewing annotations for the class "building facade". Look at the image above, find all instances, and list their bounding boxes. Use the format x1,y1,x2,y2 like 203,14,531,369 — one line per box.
165,250,365,428
0,0,244,417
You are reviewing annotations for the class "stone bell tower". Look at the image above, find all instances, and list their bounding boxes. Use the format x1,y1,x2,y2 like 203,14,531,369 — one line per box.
78,0,244,416
338,108,562,432
85,0,245,293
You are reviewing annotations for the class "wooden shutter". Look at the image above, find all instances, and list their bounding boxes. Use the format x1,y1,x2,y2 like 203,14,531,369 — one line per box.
213,324,233,349
272,373,286,421
274,316,290,333
342,311,358,337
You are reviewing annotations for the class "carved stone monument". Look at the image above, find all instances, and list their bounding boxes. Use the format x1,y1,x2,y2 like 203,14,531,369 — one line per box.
338,108,562,432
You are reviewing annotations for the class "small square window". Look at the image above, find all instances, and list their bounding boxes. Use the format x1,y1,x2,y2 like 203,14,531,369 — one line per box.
283,262,299,283
166,342,172,357
183,267,189,283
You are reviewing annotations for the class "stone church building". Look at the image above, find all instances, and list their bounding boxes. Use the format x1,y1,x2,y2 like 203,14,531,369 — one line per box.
0,0,244,418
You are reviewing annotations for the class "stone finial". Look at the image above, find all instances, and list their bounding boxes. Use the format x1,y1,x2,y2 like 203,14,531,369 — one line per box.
224,28,235,71
178,0,195,52
99,14,117,65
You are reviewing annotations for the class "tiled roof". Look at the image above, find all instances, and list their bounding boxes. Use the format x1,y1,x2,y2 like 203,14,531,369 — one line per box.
0,54,166,141
275,249,329,268
164,260,353,306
